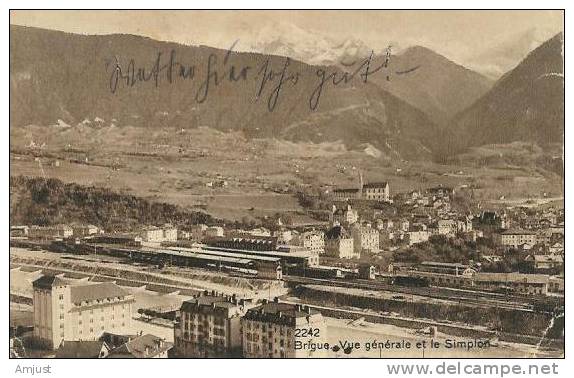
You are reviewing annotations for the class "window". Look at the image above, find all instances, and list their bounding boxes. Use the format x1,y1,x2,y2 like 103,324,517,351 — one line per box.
59,294,64,300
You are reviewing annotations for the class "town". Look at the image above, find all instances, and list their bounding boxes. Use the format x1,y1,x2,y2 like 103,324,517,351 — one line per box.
9,178,564,358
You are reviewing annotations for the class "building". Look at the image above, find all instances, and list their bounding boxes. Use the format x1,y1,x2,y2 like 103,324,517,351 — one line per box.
140,226,164,243
498,229,537,248
295,231,325,254
205,226,225,238
274,230,293,244
28,225,73,240
472,273,549,295
71,224,101,238
418,261,476,276
10,225,29,237
208,235,277,251
324,225,356,259
426,186,455,199
332,188,361,201
332,205,359,226
548,276,564,294
362,182,390,201
242,299,327,358
525,254,564,271
174,291,250,358
107,334,173,358
406,230,430,246
437,219,457,236
32,275,135,350
351,223,379,254
191,224,208,241
55,340,110,358
162,224,178,242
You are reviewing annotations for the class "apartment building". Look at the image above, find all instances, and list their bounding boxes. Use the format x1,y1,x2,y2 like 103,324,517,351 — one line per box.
174,291,251,358
242,299,327,358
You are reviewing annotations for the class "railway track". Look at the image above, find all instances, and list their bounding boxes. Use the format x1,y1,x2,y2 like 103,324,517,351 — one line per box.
284,275,538,311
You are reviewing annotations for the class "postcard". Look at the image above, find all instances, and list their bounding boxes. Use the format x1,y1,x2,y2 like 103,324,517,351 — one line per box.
8,9,564,360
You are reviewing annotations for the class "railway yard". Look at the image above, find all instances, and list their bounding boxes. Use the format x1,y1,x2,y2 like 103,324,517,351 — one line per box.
9,239,564,357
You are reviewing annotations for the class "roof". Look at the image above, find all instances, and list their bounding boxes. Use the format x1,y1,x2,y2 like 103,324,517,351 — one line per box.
180,294,241,314
32,275,69,289
333,188,360,193
56,340,108,358
107,334,173,358
325,225,350,240
244,301,320,324
529,255,564,263
501,229,536,235
363,182,389,188
474,272,550,284
421,261,469,269
70,282,129,304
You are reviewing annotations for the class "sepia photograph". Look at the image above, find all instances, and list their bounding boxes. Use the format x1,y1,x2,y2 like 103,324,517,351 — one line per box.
7,9,565,360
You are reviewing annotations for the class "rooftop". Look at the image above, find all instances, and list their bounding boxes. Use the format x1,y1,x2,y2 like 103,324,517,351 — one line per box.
55,340,108,358
32,275,69,289
70,282,130,304
107,334,173,358
363,182,389,188
244,301,320,324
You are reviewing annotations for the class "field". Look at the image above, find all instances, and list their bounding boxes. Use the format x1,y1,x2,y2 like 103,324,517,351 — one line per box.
10,124,564,222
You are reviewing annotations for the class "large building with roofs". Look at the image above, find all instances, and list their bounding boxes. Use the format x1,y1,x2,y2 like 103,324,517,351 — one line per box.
324,225,356,259
32,275,135,350
173,291,254,358
241,299,327,358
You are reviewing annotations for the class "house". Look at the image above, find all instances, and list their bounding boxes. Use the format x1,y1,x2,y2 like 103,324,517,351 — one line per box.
10,225,29,237
294,230,325,254
324,225,356,259
548,276,564,294
525,255,564,271
437,219,457,236
498,229,537,248
55,340,110,358
140,226,164,243
332,205,359,226
205,226,224,238
28,225,73,240
107,334,173,358
362,182,390,201
162,224,178,242
71,224,101,238
406,230,430,246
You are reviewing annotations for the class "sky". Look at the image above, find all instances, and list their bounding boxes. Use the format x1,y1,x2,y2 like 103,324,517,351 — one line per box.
9,10,564,64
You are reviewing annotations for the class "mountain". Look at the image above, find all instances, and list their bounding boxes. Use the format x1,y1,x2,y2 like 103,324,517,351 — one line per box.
451,33,564,149
237,23,493,123
10,25,442,160
374,46,493,124
464,27,560,80
238,22,379,67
